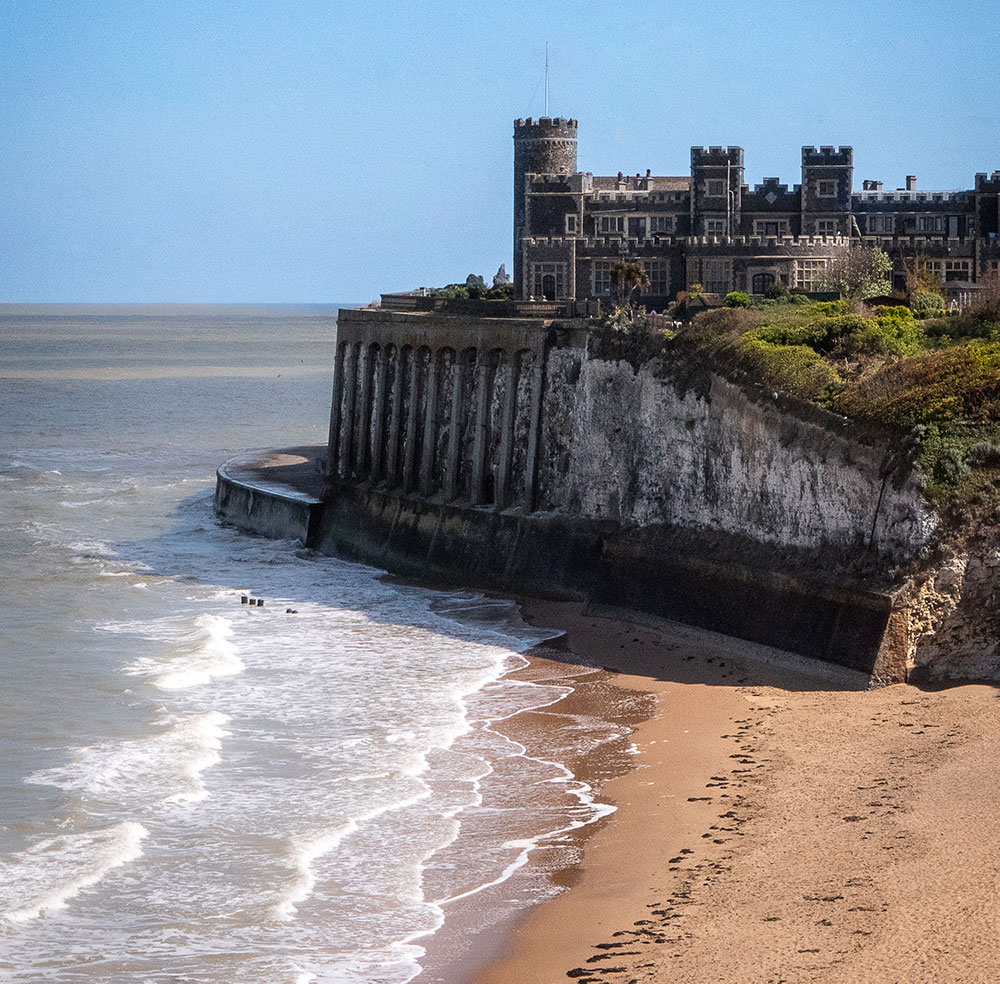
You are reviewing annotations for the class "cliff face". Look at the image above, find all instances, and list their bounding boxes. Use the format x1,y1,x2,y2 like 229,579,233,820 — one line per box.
906,544,1000,682
538,348,935,568
216,308,999,685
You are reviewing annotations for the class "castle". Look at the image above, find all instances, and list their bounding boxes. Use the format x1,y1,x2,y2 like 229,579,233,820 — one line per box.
216,116,1000,684
514,117,1000,304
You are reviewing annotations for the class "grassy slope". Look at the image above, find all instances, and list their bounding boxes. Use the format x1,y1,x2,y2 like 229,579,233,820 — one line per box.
675,296,1000,523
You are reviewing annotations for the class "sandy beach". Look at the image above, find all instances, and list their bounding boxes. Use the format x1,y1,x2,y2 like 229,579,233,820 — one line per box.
471,600,1000,984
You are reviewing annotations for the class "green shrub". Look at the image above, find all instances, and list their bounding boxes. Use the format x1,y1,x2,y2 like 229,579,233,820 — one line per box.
752,322,828,348
922,313,1000,344
834,342,1000,425
764,282,790,300
814,300,849,317
911,290,946,319
433,284,470,299
751,308,921,358
724,291,751,309
736,336,841,401
933,448,969,486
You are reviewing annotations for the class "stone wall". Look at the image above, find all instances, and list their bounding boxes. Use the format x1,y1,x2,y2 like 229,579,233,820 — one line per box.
556,354,936,565
316,308,949,680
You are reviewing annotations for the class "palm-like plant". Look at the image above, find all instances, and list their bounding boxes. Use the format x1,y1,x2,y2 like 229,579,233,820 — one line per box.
610,261,649,314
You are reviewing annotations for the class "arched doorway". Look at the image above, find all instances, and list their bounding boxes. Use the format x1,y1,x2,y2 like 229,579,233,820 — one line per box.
752,273,776,294
541,274,556,300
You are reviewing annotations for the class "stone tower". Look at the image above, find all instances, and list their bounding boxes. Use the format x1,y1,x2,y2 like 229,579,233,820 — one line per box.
513,117,578,295
801,146,854,235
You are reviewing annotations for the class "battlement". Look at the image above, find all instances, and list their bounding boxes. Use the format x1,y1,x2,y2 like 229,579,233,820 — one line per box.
525,173,574,188
683,234,851,249
975,171,1000,190
691,146,744,165
522,234,850,250
853,190,966,203
751,178,792,195
514,117,579,132
802,146,853,166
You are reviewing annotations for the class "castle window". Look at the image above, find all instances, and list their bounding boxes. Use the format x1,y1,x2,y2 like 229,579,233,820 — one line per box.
706,219,725,236
650,216,673,233
989,260,1000,280
917,216,944,232
593,260,612,296
599,215,624,234
565,214,578,234
707,180,724,197
868,215,883,234
531,262,566,300
816,220,837,235
818,180,837,197
795,259,828,292
703,259,730,294
945,259,971,281
642,260,669,295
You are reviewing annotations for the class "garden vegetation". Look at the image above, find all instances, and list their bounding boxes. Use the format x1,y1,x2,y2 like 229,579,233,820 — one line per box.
680,280,1000,507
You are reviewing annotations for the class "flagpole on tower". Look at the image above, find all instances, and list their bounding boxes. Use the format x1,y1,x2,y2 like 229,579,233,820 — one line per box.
544,42,549,116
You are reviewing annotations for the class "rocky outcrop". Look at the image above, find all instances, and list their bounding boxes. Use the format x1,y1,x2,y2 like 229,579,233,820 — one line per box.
906,544,1000,682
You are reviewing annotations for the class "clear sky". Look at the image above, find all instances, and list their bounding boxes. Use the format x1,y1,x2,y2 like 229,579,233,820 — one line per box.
2,0,998,303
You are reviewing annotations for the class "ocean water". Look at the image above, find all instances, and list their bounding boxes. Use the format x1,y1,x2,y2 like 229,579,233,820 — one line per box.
0,306,619,983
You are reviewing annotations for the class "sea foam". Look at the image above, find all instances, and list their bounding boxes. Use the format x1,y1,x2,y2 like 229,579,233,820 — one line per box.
0,822,148,925
119,613,244,689
270,786,432,923
27,710,230,806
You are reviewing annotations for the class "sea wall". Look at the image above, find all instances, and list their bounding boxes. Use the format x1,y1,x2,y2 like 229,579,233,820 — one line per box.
328,309,936,570
300,308,947,682
215,453,323,544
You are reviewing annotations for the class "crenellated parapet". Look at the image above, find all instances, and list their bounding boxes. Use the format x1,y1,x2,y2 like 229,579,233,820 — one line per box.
522,234,850,250
514,116,578,133
691,146,744,167
802,145,854,167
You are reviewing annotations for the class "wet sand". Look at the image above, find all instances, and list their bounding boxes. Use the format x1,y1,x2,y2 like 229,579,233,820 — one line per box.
471,600,1000,984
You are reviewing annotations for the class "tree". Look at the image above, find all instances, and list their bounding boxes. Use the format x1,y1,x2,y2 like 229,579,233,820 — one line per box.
464,273,487,299
900,251,943,298
820,244,892,300
610,261,649,312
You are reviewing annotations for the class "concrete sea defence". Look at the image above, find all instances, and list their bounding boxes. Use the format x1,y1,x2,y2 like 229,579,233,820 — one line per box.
214,449,324,545
214,307,1000,685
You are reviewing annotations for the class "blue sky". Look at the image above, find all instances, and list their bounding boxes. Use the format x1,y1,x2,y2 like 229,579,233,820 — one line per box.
2,0,997,303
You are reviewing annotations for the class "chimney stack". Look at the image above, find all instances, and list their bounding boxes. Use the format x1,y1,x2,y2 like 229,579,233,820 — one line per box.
906,175,917,191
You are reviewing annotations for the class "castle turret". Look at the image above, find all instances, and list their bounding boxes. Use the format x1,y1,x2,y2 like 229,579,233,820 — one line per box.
513,117,578,296
801,146,854,235
690,146,744,237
